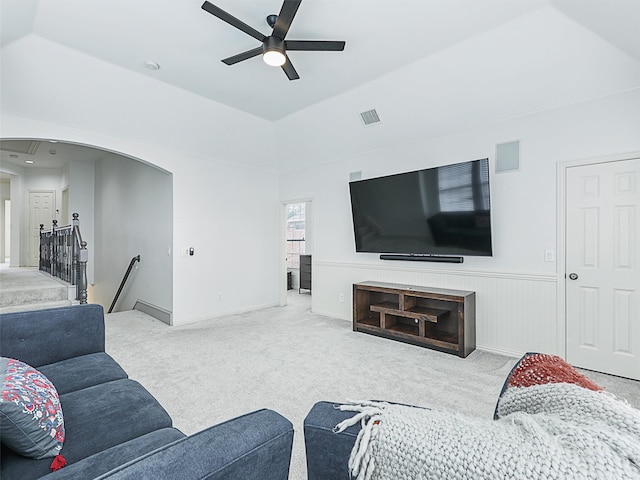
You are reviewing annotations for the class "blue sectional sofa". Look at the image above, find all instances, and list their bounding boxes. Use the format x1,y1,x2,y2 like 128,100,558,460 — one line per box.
0,304,294,480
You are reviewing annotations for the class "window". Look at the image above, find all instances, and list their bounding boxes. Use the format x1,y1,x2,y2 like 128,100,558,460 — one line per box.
438,161,490,212
286,203,305,268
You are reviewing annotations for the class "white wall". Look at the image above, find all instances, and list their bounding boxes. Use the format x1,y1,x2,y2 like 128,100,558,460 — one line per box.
1,35,281,324
2,7,639,338
8,173,23,267
67,160,95,283
272,6,640,356
170,154,279,322
93,153,172,315
0,179,9,262
275,7,640,174
278,89,640,356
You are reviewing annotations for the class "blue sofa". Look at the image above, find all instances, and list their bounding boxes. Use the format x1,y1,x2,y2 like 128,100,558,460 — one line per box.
0,304,294,480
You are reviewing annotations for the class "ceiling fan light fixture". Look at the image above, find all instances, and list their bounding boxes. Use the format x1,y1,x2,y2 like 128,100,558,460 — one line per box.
263,37,286,67
263,50,286,66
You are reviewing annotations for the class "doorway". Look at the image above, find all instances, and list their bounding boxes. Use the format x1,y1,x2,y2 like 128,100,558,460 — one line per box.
563,154,640,380
28,190,55,267
280,199,313,306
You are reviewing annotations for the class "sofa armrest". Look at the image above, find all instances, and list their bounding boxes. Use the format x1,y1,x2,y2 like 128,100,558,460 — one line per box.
96,409,294,480
0,304,106,367
304,401,361,480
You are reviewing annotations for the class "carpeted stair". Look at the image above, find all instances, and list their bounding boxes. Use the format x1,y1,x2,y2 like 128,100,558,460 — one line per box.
0,267,73,314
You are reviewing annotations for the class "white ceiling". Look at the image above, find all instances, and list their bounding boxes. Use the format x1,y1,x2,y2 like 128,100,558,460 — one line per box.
1,0,638,122
0,140,107,175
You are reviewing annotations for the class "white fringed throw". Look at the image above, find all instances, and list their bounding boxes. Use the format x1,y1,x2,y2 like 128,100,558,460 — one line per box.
335,384,640,480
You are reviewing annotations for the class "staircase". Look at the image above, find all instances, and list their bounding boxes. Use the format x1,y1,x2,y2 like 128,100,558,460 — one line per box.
0,266,73,314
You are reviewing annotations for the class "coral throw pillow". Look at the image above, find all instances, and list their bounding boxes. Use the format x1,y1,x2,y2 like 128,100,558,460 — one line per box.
507,353,603,391
0,357,65,459
493,352,603,420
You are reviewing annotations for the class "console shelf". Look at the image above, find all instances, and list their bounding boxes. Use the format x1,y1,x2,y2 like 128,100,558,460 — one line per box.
353,281,476,357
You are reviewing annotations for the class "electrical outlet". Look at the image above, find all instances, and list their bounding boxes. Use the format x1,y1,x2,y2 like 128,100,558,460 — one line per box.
338,293,345,303
217,292,222,301
544,249,555,262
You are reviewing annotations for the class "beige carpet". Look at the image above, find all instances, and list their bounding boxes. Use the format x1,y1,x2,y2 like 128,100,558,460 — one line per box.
105,292,640,480
0,266,71,313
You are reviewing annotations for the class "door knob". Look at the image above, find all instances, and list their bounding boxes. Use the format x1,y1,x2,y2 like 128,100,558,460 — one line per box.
568,273,578,280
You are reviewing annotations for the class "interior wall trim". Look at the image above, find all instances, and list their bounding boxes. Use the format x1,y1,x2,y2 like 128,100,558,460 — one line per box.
474,344,521,359
313,260,557,283
133,300,172,325
312,261,560,356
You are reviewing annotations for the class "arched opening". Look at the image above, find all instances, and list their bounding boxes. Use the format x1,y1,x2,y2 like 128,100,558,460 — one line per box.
0,138,173,321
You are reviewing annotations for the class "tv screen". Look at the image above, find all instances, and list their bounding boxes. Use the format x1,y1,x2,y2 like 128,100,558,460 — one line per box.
349,158,493,256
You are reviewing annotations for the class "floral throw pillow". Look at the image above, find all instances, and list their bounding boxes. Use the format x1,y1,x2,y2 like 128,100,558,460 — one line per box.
0,357,65,459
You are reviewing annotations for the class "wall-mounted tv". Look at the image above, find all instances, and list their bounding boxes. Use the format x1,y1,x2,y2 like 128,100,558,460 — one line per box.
349,158,493,257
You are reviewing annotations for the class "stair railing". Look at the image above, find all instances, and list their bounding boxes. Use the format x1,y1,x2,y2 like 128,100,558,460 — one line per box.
108,255,141,313
40,212,88,304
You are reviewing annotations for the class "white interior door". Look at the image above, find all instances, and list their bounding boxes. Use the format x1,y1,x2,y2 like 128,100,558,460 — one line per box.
566,158,640,380
28,191,55,267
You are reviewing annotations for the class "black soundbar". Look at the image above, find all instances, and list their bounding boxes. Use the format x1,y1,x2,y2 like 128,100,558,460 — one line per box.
380,254,464,263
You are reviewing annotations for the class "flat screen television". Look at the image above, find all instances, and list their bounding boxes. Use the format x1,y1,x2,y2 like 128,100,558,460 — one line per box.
349,158,493,257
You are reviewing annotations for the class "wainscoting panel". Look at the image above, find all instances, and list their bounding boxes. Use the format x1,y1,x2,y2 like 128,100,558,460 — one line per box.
312,261,559,357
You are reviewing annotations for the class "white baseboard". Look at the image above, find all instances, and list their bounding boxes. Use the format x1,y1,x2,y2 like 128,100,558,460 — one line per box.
134,300,172,325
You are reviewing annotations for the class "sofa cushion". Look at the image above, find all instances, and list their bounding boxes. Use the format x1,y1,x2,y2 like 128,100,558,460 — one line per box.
0,378,173,480
43,428,186,480
0,305,106,368
0,357,65,459
60,378,173,461
38,353,128,395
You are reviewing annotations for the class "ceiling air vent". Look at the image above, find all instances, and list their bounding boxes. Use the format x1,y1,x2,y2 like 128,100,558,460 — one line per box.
0,140,41,155
359,109,381,127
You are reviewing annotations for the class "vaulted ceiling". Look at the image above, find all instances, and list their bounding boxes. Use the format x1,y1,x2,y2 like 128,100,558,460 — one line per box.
1,0,638,175
2,0,638,122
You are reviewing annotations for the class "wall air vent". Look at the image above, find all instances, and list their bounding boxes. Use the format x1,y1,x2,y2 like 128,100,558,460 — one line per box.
359,109,381,127
0,140,41,155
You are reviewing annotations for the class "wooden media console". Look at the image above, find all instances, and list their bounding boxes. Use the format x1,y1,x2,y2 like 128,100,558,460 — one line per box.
353,281,476,357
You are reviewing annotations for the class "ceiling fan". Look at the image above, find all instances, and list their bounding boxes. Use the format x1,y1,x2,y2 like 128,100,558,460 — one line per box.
201,0,346,80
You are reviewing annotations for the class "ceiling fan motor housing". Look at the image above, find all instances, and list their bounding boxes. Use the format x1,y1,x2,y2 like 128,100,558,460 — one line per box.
263,36,285,55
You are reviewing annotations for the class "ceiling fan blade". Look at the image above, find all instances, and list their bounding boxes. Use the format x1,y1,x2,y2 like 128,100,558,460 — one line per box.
285,40,346,51
272,0,301,40
222,47,263,65
281,56,300,80
201,1,266,42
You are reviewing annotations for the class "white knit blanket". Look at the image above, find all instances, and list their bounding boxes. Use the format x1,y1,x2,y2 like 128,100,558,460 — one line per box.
335,384,640,480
